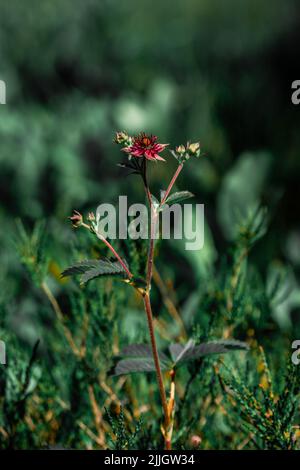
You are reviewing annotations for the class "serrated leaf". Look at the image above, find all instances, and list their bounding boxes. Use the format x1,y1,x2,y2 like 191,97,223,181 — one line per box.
165,191,194,205
81,259,127,283
61,258,128,284
110,357,170,376
61,260,99,277
111,340,248,376
120,343,169,362
120,344,153,357
169,339,249,366
169,339,195,363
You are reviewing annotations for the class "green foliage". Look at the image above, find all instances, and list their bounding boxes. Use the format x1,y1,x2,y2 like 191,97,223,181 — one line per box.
14,220,49,287
105,408,143,450
1,177,299,450
111,340,248,376
0,340,40,448
61,258,128,284
164,191,194,205
220,351,300,449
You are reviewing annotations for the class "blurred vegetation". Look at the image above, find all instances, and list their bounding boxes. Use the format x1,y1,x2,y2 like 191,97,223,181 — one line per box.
0,0,300,449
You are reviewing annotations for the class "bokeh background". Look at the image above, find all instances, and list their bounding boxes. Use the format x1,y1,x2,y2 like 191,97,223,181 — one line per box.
0,0,300,449
1,0,300,336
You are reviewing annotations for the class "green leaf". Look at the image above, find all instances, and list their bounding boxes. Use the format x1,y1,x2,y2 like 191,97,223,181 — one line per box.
120,344,153,357
111,340,248,376
61,260,98,277
169,339,195,363
120,343,169,362
165,190,194,205
61,258,128,284
111,343,172,376
169,340,249,366
110,357,170,376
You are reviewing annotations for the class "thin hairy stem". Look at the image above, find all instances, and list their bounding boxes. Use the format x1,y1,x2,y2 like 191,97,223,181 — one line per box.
141,159,157,290
81,221,133,279
140,160,173,449
146,211,158,289
160,163,183,206
141,157,152,207
143,293,169,421
95,232,133,279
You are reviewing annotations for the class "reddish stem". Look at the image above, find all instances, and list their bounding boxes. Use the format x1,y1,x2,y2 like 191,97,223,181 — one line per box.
160,163,183,206
97,233,133,279
145,163,184,288
143,293,169,421
139,156,186,448
146,210,157,289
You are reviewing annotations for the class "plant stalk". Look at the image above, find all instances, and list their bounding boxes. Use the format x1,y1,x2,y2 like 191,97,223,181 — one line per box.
142,293,169,421
146,210,157,289
96,232,133,279
141,161,173,449
160,163,183,206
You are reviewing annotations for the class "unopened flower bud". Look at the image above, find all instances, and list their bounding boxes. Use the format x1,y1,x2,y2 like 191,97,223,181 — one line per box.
69,210,83,228
114,131,130,145
190,435,202,448
87,212,95,222
187,141,201,157
175,144,186,155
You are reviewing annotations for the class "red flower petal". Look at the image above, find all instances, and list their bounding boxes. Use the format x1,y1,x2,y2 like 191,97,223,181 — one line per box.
144,150,156,160
153,153,166,161
122,133,167,162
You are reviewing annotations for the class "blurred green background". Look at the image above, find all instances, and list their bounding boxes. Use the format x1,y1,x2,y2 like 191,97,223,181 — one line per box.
1,0,300,369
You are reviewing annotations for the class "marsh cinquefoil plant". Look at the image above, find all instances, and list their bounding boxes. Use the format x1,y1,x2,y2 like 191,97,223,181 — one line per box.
62,132,249,449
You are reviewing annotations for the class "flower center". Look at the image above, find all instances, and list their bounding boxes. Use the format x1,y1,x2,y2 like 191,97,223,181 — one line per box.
141,136,151,147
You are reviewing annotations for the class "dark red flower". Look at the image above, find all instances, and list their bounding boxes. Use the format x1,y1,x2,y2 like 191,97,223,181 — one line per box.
122,133,168,162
